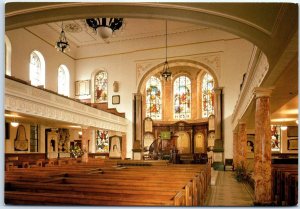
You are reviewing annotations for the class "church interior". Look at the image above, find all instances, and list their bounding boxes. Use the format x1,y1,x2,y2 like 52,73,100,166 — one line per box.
3,2,298,206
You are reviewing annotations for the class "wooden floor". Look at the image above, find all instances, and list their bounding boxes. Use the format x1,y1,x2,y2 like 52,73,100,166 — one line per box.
206,170,254,206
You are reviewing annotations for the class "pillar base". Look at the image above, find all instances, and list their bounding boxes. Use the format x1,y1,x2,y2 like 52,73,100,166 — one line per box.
253,201,275,206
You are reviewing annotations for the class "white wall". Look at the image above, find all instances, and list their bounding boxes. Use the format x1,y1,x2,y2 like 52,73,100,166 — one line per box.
6,28,76,98
6,27,254,159
221,39,254,159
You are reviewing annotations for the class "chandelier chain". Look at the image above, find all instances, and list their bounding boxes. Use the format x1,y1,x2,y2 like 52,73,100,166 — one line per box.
165,20,168,62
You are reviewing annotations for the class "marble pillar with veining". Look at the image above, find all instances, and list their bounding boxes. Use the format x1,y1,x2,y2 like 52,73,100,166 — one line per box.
122,134,126,160
82,128,91,163
238,122,247,167
214,87,223,141
233,131,238,168
253,87,272,204
134,93,142,142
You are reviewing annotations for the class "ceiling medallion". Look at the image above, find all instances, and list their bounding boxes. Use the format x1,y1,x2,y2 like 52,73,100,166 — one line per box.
64,23,82,33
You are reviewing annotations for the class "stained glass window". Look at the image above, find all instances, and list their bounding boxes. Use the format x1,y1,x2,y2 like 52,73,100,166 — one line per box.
96,130,109,152
174,76,191,119
202,73,214,118
94,71,108,103
271,125,281,152
58,65,70,96
145,76,162,120
29,51,45,87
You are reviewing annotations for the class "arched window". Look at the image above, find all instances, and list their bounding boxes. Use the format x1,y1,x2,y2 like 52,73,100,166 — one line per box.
174,76,191,119
94,71,108,103
57,65,70,96
29,50,45,87
202,73,214,118
145,76,162,120
5,35,12,76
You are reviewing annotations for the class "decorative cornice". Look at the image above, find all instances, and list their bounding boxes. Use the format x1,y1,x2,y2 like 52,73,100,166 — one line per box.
231,47,269,129
5,78,129,133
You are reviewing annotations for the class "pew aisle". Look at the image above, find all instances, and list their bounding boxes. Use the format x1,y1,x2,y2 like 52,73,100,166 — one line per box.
205,171,254,206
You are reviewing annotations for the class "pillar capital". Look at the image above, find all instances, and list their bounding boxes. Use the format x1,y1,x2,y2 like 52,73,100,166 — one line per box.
253,87,272,98
238,120,246,125
214,87,223,94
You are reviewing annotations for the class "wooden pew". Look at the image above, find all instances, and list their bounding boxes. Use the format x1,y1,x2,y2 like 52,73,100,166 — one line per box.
5,191,176,206
271,164,298,206
5,162,210,206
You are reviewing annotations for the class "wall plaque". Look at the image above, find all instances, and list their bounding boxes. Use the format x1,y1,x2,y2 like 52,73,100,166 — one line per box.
143,117,153,133
213,152,223,162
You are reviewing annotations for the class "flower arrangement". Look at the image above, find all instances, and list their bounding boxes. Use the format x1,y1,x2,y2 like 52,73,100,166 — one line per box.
70,144,84,158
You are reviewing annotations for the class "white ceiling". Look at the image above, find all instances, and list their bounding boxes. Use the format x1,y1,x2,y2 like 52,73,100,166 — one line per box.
26,18,207,48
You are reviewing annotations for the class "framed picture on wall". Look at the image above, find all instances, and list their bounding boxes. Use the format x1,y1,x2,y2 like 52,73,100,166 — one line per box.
112,95,120,105
75,80,90,96
287,138,298,150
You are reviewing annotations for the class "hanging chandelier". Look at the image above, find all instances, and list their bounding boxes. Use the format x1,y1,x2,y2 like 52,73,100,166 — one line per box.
160,20,172,81
55,22,70,53
86,18,124,42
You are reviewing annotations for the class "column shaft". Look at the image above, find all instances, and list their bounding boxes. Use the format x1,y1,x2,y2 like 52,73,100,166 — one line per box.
214,88,223,140
233,131,238,169
237,122,247,167
82,128,91,163
254,96,272,204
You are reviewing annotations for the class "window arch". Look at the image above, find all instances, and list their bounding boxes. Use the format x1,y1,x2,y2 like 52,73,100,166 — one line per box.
145,76,162,120
202,73,214,118
57,65,70,96
29,50,45,87
174,75,191,119
94,71,108,103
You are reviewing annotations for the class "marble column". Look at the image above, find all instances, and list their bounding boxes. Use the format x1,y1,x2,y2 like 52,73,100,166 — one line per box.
213,87,223,141
237,122,247,167
232,130,238,169
81,127,91,163
121,134,127,160
133,93,142,143
253,87,272,205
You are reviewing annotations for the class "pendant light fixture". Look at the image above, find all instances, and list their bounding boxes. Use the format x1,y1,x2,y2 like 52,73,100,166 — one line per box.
55,22,70,53
85,18,124,42
11,116,19,127
160,20,172,81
